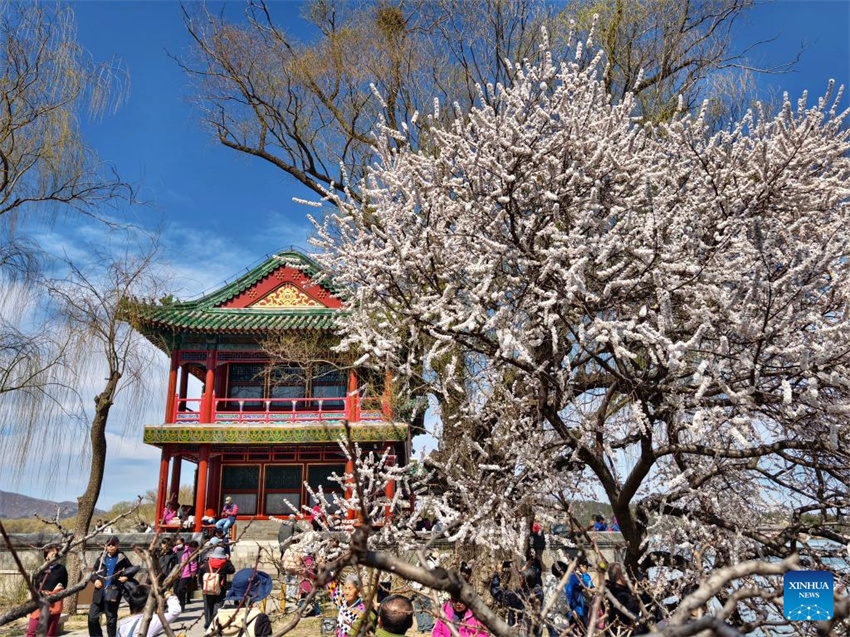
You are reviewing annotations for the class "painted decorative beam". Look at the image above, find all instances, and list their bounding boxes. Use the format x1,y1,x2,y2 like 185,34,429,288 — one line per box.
143,423,409,445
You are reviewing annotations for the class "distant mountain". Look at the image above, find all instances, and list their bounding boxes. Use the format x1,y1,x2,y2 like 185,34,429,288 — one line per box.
0,490,104,519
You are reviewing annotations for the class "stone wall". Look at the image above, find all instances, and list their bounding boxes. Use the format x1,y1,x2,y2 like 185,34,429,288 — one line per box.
1,531,626,606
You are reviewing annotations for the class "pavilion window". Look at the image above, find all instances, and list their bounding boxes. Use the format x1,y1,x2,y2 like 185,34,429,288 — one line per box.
270,364,307,410
311,364,346,411
221,465,259,515
306,463,346,511
227,363,264,410
263,465,303,516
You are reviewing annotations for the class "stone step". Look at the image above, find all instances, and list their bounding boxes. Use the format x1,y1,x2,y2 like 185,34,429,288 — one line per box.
236,520,282,541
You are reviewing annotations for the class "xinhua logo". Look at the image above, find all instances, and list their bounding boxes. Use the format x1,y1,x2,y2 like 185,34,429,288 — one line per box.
784,571,834,621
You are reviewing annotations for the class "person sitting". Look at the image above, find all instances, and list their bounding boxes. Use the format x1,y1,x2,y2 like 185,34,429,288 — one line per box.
215,497,238,535
206,569,273,637
432,594,487,637
160,502,177,527
589,514,608,532
117,584,181,637
327,573,366,637
610,515,621,532
181,506,195,530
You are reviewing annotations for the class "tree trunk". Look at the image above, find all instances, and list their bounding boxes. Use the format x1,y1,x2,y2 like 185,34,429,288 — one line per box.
65,371,121,615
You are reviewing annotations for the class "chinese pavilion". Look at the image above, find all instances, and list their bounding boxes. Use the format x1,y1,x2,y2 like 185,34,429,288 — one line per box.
133,250,408,532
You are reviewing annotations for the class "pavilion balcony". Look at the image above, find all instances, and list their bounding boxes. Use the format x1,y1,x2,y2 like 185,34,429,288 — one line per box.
169,394,388,426
144,391,407,447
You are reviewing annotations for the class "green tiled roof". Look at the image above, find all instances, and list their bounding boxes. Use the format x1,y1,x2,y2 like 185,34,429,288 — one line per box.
136,307,338,332
130,250,342,338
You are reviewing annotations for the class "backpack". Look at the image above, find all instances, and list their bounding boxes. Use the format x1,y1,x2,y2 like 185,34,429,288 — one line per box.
203,567,222,596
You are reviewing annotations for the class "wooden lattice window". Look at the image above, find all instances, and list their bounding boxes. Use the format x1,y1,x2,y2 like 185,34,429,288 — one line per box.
221,465,260,515
226,364,264,410
311,364,346,410
306,464,346,510
264,465,303,516
269,364,307,409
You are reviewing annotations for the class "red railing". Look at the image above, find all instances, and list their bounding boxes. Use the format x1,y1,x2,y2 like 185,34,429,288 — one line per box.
169,393,388,424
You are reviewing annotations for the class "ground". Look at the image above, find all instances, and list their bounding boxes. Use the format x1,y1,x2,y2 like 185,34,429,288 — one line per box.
7,598,432,637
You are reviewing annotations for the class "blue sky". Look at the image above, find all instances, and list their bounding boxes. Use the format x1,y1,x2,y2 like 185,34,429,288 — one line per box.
3,0,849,509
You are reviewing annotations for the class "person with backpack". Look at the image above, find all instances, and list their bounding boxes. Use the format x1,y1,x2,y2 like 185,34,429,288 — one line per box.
89,537,139,637
206,569,273,637
116,584,181,637
174,540,199,610
25,545,68,637
198,546,235,629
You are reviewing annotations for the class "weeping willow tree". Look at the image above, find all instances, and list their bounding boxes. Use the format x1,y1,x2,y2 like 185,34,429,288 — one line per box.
0,1,129,222
0,0,131,412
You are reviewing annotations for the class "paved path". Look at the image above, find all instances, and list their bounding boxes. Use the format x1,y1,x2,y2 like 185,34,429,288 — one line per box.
64,599,208,637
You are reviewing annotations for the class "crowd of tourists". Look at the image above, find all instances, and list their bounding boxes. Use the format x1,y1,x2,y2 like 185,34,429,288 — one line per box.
31,511,647,637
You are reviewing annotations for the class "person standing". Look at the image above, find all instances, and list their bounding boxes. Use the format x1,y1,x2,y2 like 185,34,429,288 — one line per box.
530,522,546,557
89,537,138,637
605,563,640,631
431,595,488,637
565,556,592,630
327,574,366,637
174,540,199,610
25,545,68,637
542,561,570,637
352,594,416,637
490,563,543,631
215,497,238,535
156,538,178,587
198,546,235,629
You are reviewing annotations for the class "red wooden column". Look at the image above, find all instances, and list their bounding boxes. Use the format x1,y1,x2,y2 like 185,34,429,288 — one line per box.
345,458,356,520
347,370,360,422
169,455,182,504
177,364,189,412
382,370,393,421
207,455,222,518
155,446,171,530
384,446,395,521
202,353,216,423
164,352,179,423
194,445,210,532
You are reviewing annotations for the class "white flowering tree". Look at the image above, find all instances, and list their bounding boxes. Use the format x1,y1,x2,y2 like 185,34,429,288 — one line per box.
303,29,850,636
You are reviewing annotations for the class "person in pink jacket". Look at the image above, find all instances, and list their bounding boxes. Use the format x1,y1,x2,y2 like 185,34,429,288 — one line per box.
174,540,198,610
432,596,488,637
